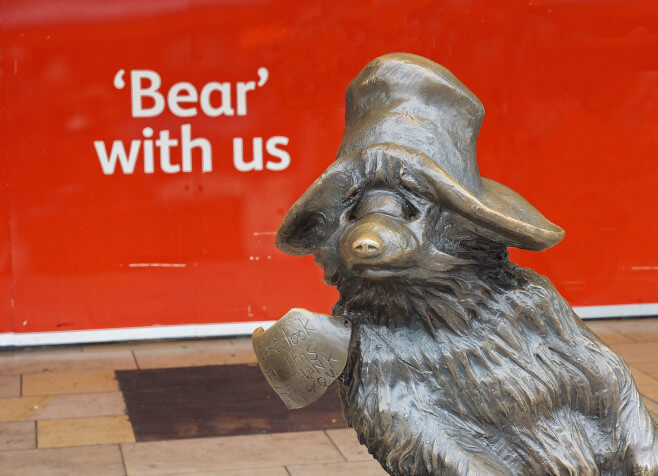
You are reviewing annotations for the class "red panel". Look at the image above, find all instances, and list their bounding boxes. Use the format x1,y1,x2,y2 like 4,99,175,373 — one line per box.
0,54,13,331
0,0,657,333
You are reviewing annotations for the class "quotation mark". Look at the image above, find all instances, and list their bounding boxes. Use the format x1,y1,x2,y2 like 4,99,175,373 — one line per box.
257,67,269,87
113,69,126,89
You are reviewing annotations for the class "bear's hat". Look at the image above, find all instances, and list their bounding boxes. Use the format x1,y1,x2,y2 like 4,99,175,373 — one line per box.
276,53,564,255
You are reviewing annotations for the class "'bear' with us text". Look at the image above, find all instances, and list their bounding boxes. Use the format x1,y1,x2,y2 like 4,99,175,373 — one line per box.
93,68,290,175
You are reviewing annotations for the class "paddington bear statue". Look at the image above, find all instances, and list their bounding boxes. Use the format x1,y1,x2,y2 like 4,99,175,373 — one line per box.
253,53,658,475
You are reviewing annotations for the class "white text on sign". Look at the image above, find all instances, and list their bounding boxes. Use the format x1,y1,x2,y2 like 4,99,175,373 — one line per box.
94,68,290,174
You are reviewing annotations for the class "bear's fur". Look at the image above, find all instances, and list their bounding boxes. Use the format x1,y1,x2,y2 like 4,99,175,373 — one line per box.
305,162,658,475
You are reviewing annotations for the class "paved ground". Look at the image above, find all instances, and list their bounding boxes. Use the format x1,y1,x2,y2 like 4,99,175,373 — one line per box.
0,318,656,475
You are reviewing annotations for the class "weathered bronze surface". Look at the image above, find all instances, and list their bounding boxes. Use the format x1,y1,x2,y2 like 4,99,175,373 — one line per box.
252,308,351,409
255,53,658,474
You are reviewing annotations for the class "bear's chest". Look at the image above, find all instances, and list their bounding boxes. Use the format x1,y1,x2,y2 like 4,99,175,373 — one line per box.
343,320,598,428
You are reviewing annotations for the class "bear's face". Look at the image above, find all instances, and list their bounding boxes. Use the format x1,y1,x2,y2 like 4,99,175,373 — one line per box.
338,188,423,278
312,185,498,288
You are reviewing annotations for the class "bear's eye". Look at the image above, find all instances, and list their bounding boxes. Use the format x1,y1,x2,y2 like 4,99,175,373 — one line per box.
343,202,360,223
405,202,419,220
342,188,361,207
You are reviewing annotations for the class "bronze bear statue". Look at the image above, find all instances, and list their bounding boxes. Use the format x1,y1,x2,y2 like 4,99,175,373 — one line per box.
270,53,658,475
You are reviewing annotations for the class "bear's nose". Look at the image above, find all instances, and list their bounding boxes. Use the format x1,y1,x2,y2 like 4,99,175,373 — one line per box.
352,237,381,258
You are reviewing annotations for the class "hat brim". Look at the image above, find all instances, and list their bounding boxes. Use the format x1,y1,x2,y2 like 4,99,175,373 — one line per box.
276,145,564,255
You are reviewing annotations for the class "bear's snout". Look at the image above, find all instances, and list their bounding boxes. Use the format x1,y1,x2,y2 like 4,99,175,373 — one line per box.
352,236,381,258
340,214,417,276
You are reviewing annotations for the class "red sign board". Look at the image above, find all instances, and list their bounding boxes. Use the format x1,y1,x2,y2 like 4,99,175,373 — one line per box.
1,0,657,341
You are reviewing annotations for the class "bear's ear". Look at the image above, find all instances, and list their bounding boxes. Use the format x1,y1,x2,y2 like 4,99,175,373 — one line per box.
275,211,329,256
